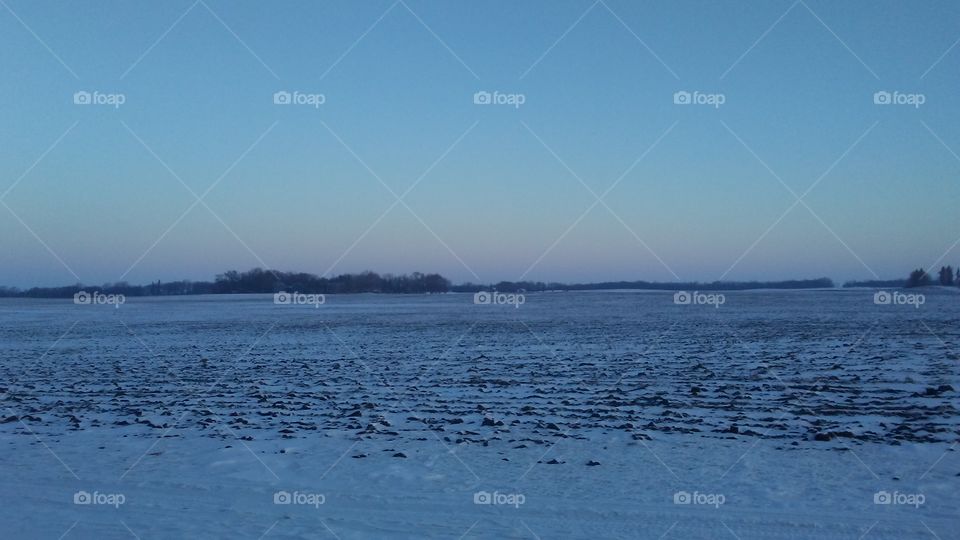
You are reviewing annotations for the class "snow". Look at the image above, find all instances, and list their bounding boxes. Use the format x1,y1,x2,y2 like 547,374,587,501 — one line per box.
0,291,957,538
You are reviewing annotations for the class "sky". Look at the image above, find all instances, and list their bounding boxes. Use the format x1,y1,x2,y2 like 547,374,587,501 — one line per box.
1,0,959,287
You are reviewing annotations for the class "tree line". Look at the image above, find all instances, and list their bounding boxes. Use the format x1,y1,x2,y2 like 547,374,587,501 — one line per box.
0,269,451,298
0,270,837,298
844,266,960,288
452,277,835,293
907,266,959,287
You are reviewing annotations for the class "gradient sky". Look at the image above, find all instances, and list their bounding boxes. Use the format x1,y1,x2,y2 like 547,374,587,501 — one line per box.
1,0,959,287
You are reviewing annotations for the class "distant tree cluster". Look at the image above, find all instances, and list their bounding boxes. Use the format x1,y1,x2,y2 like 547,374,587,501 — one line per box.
0,269,451,298
452,277,835,293
212,268,450,294
846,266,960,288
906,266,959,288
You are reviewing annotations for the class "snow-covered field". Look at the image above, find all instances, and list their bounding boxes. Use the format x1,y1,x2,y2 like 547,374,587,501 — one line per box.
0,290,957,539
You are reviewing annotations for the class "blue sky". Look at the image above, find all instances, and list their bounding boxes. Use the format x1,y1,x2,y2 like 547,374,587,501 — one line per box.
1,0,959,287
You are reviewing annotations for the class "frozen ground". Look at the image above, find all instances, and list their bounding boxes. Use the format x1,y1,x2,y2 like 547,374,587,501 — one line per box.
0,290,957,538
